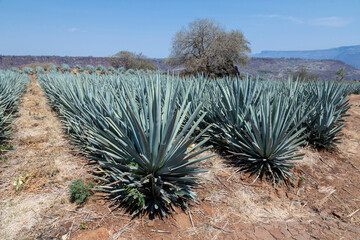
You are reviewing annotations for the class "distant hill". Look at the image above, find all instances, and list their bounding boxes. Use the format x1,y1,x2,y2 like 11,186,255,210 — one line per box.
149,58,360,81
1,55,359,81
236,58,360,81
152,58,360,81
253,45,360,69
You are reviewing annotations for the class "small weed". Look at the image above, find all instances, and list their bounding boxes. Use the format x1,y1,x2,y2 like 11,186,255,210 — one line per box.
0,144,14,159
125,186,146,208
69,178,94,205
13,173,30,191
80,221,87,229
0,144,13,151
298,176,305,187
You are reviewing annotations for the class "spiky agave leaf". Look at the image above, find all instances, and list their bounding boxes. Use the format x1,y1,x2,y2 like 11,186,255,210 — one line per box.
0,71,29,143
348,82,360,94
225,95,307,183
87,78,214,216
207,75,261,146
305,81,350,149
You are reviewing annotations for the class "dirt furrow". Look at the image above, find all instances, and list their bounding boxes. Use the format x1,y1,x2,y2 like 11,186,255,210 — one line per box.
0,75,88,239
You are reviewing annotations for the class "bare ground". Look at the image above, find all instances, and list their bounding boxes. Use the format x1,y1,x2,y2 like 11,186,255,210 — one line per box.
0,76,359,239
0,75,90,239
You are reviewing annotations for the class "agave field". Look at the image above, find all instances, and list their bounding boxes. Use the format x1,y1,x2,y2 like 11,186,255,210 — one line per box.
0,70,29,146
33,68,357,217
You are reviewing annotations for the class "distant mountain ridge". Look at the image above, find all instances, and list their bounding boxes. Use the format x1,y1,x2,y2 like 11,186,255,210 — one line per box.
1,55,360,81
253,45,360,69
237,57,360,81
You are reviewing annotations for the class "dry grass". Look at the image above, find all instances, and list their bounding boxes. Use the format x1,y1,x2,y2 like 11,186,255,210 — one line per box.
0,75,89,239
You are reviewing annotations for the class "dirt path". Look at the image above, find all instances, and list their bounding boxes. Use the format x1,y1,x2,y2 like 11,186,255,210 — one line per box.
1,76,360,239
0,75,89,239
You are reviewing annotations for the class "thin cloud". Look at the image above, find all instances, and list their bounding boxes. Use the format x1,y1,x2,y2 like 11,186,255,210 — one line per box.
309,17,350,27
257,14,303,24
68,27,79,32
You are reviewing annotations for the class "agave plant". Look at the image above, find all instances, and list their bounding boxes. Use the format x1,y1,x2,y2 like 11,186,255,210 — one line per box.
349,82,360,94
117,67,126,73
10,67,19,73
0,71,29,143
85,65,96,74
49,64,58,73
108,66,116,74
0,108,11,143
177,74,209,120
96,65,107,74
36,66,45,74
22,67,34,74
74,65,84,73
90,80,213,215
61,64,70,72
305,81,350,149
207,76,261,146
226,95,307,182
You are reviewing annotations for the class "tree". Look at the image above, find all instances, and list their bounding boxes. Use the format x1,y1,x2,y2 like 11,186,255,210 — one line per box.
105,51,158,70
289,65,318,81
335,68,346,81
167,18,251,76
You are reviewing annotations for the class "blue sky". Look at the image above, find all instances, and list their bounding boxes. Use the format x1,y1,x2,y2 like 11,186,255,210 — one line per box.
0,0,359,57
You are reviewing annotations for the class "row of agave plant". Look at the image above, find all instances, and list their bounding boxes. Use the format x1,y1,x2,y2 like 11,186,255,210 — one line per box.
0,71,29,145
349,82,360,94
39,73,214,216
16,64,159,75
38,71,352,216
203,77,350,181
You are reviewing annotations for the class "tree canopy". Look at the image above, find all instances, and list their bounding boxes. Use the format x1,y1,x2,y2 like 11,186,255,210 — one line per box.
105,51,158,70
167,18,251,76
335,68,347,81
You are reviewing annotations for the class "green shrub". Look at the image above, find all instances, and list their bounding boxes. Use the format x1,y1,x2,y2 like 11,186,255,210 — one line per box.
69,179,94,204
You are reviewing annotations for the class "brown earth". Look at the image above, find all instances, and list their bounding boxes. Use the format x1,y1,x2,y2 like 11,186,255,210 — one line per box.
0,75,92,239
0,76,359,239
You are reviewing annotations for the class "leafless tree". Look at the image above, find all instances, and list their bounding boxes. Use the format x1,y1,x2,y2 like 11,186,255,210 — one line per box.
167,18,251,76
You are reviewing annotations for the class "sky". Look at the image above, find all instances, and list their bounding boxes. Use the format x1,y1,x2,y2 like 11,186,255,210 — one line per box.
0,0,359,58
